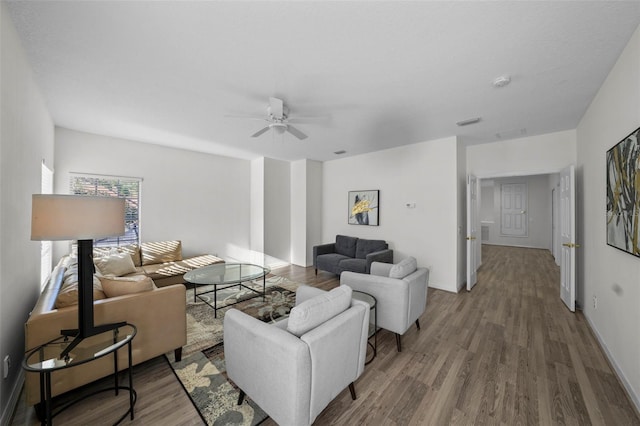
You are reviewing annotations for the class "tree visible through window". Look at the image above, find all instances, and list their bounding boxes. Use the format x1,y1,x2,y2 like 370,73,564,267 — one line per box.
70,174,141,247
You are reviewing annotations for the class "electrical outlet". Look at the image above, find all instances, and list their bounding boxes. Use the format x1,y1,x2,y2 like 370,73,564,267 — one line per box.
3,355,10,379
593,295,598,310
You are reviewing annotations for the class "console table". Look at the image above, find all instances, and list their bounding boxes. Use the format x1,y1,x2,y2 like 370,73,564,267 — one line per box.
23,323,137,426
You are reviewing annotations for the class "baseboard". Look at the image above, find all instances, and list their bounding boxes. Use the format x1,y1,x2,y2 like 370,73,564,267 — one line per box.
584,313,640,417
0,370,24,426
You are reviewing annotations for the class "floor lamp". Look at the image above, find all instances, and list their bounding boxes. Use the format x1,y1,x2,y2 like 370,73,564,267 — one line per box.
31,194,126,359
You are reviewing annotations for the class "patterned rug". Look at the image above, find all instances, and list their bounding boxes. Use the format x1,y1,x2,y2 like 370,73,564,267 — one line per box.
166,275,299,425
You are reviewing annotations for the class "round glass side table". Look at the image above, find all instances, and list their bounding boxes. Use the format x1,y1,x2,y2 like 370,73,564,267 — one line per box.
352,290,377,364
23,323,137,426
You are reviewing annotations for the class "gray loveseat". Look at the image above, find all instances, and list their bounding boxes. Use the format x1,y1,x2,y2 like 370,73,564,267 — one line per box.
313,234,393,275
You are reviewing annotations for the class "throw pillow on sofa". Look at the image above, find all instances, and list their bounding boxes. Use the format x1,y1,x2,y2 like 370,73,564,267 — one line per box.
94,244,141,267
94,251,137,277
141,240,183,265
55,274,106,309
99,275,155,298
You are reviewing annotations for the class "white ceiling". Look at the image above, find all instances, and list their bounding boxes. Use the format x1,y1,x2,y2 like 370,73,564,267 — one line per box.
6,1,640,162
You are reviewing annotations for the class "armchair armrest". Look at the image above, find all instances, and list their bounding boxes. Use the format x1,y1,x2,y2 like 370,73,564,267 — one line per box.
224,309,312,426
340,271,411,335
365,249,393,273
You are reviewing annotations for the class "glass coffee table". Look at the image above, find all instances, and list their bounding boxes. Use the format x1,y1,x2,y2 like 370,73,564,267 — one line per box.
184,263,270,318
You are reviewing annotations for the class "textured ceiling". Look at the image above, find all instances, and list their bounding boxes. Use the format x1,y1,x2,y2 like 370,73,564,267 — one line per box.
6,1,640,161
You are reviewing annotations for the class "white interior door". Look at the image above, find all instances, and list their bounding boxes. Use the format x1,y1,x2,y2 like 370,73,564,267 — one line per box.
560,165,577,312
467,174,478,291
500,183,528,236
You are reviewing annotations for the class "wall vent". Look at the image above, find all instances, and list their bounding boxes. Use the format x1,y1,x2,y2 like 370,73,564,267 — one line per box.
481,224,490,242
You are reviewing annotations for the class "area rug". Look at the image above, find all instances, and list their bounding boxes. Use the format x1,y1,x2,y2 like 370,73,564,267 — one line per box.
166,274,300,425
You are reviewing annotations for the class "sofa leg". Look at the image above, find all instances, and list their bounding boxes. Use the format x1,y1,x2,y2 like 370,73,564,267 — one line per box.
395,333,402,352
237,390,245,405
415,319,421,330
174,347,182,362
348,383,356,400
315,268,318,275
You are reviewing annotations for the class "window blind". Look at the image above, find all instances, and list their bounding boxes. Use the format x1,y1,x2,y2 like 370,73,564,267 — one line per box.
69,173,142,247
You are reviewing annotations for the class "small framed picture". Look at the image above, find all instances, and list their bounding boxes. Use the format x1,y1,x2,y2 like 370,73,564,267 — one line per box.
348,190,379,226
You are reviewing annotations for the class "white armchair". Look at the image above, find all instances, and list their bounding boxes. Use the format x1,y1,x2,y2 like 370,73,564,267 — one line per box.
224,285,370,426
341,257,429,352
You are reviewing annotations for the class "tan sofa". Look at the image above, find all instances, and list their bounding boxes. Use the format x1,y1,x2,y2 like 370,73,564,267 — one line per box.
23,241,223,406
93,240,224,287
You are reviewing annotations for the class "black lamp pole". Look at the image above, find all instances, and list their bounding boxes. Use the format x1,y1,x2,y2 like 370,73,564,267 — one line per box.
59,239,125,359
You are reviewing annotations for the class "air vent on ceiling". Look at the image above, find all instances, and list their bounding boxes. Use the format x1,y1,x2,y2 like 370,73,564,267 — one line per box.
334,150,346,155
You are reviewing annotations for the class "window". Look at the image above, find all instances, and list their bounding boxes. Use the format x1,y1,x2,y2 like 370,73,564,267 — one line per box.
40,162,53,290
69,173,142,247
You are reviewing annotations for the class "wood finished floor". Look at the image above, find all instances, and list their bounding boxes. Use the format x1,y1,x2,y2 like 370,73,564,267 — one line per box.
10,245,640,425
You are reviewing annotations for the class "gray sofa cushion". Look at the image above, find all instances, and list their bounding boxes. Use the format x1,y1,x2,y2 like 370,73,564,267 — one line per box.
316,253,350,273
337,258,367,274
335,235,358,257
355,239,388,259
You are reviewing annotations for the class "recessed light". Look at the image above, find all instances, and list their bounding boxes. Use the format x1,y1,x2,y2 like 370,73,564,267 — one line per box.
456,117,481,127
334,150,346,155
493,75,511,88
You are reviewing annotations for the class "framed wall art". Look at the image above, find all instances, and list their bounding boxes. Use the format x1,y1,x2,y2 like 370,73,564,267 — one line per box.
606,126,640,257
348,190,379,226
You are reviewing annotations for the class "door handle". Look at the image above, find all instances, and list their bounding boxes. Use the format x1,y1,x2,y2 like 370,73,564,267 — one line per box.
520,210,526,214
466,236,476,240
562,243,581,248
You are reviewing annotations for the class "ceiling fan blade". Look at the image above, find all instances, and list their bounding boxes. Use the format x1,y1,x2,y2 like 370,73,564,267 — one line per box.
225,114,267,121
269,97,284,119
251,126,271,138
287,115,330,124
286,125,308,140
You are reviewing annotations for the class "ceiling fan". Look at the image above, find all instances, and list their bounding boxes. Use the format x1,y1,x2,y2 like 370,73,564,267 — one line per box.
230,97,311,140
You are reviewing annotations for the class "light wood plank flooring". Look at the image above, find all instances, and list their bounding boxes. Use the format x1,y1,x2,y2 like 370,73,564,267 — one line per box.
11,245,640,425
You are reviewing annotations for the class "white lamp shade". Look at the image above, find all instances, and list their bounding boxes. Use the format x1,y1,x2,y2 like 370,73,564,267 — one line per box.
31,194,126,241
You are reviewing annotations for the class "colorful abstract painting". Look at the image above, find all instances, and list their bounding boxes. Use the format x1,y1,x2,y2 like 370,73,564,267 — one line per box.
348,190,379,225
606,126,640,257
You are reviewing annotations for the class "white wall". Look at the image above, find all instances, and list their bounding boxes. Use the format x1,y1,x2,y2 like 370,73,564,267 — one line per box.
483,174,552,250
250,158,264,255
576,24,640,411
323,136,460,292
456,138,467,291
264,158,291,264
0,3,54,422
290,159,323,267
467,129,577,178
54,128,251,261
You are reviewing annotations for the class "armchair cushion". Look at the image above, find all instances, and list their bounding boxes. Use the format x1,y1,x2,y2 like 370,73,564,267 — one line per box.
287,286,352,337
355,239,387,259
389,257,418,279
335,235,357,258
